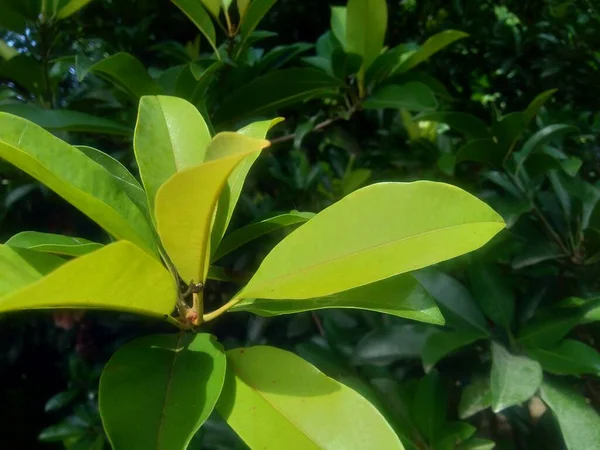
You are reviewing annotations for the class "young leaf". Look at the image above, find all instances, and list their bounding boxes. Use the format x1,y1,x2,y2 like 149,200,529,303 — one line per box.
209,118,283,251
217,346,404,450
414,112,490,140
155,133,269,283
527,339,600,376
0,113,157,256
524,89,558,123
100,333,226,450
0,241,176,317
459,376,492,419
491,342,542,412
213,69,340,125
394,30,469,74
134,95,211,216
422,329,485,371
171,0,219,56
363,82,438,111
468,264,515,329
233,273,444,325
237,181,504,301
414,269,489,333
212,211,314,261
238,0,278,49
0,245,65,296
85,53,162,100
5,231,102,257
0,104,130,135
346,0,388,71
540,379,600,450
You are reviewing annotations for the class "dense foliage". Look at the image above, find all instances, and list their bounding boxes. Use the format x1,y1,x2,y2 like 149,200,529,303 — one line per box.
1,0,599,449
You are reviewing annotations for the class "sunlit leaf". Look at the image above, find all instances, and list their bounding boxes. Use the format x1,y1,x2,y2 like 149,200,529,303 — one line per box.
172,0,219,56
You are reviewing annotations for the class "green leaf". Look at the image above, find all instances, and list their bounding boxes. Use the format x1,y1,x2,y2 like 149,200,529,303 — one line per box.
527,339,600,376
55,0,93,18
434,422,477,450
0,245,65,296
456,139,504,167
5,231,102,257
155,133,269,283
0,39,18,60
459,376,492,419
239,0,278,50
199,0,220,18
214,69,340,125
364,43,417,86
346,0,388,71
412,371,446,443
415,112,490,140
422,329,484,371
86,53,162,100
0,103,130,135
172,0,219,56
212,211,313,261
524,89,558,123
0,113,158,256
490,342,542,412
515,124,580,171
237,182,504,301
209,118,282,252
456,438,496,450
0,55,46,96
331,48,363,79
354,324,430,365
512,241,564,269
236,0,250,17
394,30,469,74
540,379,600,450
363,82,438,111
134,95,211,217
468,264,514,329
217,346,404,450
233,273,444,324
0,241,176,317
491,112,526,154
517,309,582,347
330,6,347,49
414,269,489,333
100,333,226,450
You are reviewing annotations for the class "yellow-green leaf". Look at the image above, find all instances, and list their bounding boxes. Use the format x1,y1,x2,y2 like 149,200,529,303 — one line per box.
134,96,211,216
55,0,93,19
346,0,388,72
5,231,102,257
237,181,504,301
155,133,269,283
217,346,404,450
0,241,176,317
0,113,158,256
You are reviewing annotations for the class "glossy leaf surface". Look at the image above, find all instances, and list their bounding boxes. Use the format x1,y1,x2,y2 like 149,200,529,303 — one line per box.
233,274,444,324
5,231,102,257
238,181,504,301
100,333,226,450
0,241,176,317
135,95,211,215
155,133,269,282
217,346,404,450
0,113,157,255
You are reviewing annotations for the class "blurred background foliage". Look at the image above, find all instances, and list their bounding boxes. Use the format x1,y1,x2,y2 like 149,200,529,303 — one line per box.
1,0,600,449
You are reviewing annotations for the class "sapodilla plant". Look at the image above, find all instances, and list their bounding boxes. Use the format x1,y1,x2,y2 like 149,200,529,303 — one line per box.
0,96,504,450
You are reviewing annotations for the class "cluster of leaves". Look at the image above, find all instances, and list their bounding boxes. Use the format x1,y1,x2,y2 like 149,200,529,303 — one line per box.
1,1,599,450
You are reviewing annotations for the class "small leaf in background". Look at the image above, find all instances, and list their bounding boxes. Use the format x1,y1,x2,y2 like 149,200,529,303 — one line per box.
0,55,45,96
412,371,447,443
540,379,600,450
213,211,314,261
363,82,438,111
0,242,176,317
346,0,388,72
213,69,340,125
217,346,404,450
84,53,162,100
515,124,580,171
456,438,496,450
100,333,226,450
5,231,102,257
238,0,278,49
236,0,250,17
44,390,79,412
422,329,485,371
527,339,600,376
468,264,514,330
171,0,219,56
238,182,504,301
353,324,431,365
456,139,505,167
414,111,490,140
0,104,130,135
492,111,526,153
54,0,94,19
134,95,211,216
433,422,477,450
414,269,489,334
491,342,542,412
511,241,565,269
155,133,269,283
517,309,582,347
0,245,65,296
524,89,558,123
233,273,444,325
394,30,469,74
459,376,492,419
